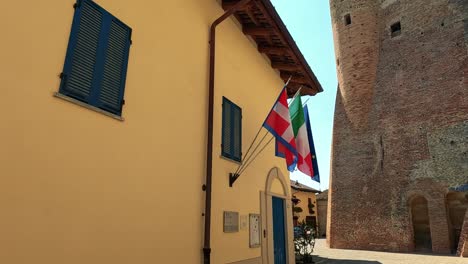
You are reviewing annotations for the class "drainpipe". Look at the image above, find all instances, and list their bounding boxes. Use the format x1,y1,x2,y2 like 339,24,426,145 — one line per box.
203,0,253,263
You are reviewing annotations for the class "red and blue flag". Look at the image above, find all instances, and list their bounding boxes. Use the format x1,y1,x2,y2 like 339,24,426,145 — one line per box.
263,87,298,171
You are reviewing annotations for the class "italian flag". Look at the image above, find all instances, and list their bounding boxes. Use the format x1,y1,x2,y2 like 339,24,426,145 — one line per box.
289,95,314,177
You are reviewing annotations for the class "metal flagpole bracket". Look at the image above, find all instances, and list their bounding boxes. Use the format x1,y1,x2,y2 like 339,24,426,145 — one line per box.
229,173,240,187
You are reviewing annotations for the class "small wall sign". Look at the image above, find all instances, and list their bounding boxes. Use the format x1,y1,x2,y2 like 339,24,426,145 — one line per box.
223,211,239,233
240,215,248,230
249,214,261,247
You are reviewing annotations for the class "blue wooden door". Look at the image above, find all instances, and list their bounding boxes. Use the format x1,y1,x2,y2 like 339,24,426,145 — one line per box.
272,196,286,264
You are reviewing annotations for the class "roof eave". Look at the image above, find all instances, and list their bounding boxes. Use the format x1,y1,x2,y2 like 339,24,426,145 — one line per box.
221,0,323,97
259,0,323,94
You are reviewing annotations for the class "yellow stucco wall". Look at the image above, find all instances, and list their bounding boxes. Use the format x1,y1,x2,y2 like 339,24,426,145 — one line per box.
0,0,292,263
292,190,318,225
211,12,289,264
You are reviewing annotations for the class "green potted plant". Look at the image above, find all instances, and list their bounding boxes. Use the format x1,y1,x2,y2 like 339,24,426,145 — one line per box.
293,206,303,214
292,196,302,224
294,220,315,264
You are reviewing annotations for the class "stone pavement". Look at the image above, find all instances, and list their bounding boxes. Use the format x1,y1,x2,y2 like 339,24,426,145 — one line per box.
311,239,468,264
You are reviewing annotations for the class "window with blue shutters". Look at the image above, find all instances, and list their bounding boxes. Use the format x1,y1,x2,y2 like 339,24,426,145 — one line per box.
58,0,132,117
222,97,242,162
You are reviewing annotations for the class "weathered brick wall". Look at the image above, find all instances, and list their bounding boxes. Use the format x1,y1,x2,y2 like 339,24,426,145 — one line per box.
327,0,381,249
317,192,328,238
328,0,468,254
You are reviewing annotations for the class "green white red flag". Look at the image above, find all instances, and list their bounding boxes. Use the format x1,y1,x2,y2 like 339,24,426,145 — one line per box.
289,95,314,177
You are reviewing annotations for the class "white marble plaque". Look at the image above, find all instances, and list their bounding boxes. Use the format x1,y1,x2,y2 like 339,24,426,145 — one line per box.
249,214,261,247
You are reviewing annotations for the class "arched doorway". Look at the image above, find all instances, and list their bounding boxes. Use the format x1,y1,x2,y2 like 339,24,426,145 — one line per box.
446,192,468,253
410,196,432,252
261,167,294,264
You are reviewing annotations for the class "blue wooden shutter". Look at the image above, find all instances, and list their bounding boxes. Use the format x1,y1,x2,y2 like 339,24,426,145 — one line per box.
232,103,242,161
222,97,242,162
222,98,232,158
59,0,103,102
59,0,131,116
96,18,131,115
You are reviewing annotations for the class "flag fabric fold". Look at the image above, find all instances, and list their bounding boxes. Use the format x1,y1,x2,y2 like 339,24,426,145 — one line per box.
289,96,314,177
263,87,298,171
304,105,320,183
276,140,297,172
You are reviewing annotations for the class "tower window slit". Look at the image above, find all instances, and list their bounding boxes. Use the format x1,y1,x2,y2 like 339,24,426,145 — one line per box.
391,21,401,37
344,14,351,26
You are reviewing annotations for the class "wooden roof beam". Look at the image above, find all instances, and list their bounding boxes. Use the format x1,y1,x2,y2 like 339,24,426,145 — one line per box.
223,0,258,26
287,83,317,96
258,46,291,56
222,0,323,94
255,1,319,91
245,5,260,26
280,72,308,84
286,85,300,97
288,79,308,89
272,62,301,71
254,3,288,46
243,26,274,36
256,1,322,93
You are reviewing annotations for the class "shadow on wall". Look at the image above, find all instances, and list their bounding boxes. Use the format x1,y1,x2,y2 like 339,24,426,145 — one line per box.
312,256,382,264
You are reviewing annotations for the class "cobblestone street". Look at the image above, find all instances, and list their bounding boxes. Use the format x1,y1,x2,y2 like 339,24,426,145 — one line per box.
312,239,468,264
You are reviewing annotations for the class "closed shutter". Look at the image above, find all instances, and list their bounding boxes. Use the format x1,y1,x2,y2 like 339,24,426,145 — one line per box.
222,97,242,162
60,0,103,102
232,104,242,161
222,99,232,157
59,0,131,116
98,19,131,114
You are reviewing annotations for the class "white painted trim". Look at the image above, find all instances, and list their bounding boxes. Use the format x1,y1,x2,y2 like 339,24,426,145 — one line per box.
261,167,295,264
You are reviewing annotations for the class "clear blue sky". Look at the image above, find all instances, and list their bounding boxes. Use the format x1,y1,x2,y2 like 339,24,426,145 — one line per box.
271,0,337,191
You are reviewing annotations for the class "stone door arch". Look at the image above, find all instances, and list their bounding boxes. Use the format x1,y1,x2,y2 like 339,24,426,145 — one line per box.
446,192,468,253
260,167,294,264
410,195,432,252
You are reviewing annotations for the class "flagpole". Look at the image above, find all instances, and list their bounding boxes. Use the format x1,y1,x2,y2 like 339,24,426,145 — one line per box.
238,135,275,176
261,78,293,126
234,130,269,175
235,94,311,178
288,86,302,107
235,86,311,179
232,78,293,182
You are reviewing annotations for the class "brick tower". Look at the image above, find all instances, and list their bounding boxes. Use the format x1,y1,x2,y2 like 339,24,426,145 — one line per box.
328,0,468,254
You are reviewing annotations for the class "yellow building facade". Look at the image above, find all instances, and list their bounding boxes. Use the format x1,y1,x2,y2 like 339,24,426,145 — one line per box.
290,181,319,231
0,0,321,263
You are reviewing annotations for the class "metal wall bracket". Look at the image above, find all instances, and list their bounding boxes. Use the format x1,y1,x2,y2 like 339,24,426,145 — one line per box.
229,173,240,187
